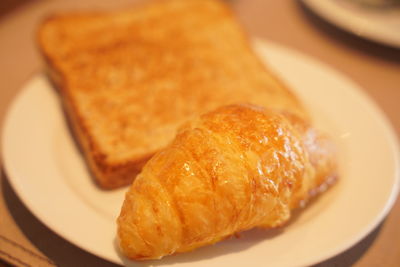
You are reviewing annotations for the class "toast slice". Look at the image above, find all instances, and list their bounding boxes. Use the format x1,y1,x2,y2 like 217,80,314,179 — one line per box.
37,0,307,189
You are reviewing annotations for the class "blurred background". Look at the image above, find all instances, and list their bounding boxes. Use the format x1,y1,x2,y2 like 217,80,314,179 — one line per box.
0,0,399,266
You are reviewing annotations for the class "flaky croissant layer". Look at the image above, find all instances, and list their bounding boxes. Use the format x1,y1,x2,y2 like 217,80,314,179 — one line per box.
117,104,337,260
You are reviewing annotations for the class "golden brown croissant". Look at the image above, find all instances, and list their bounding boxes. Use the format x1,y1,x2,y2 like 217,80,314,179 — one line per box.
117,104,337,260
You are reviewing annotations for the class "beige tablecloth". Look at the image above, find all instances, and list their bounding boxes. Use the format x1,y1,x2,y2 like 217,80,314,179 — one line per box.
0,0,399,266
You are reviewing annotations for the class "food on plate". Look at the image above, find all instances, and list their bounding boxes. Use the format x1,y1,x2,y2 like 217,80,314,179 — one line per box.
117,104,337,260
37,0,307,189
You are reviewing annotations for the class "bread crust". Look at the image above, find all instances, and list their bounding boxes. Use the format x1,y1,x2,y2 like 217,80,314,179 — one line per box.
42,55,149,189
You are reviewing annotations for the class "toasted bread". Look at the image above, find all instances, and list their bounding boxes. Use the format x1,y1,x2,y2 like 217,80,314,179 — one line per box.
37,0,307,189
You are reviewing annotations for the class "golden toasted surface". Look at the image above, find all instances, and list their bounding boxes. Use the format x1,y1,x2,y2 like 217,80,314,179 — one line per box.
117,104,337,260
37,0,306,179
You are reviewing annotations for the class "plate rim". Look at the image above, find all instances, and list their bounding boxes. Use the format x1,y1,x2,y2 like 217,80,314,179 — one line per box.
0,73,119,262
302,0,400,48
256,40,400,266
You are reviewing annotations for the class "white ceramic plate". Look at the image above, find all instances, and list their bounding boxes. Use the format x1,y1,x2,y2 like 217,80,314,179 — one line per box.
2,40,399,267
302,0,400,48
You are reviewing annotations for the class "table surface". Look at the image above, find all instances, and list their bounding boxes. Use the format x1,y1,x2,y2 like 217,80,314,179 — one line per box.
0,0,399,266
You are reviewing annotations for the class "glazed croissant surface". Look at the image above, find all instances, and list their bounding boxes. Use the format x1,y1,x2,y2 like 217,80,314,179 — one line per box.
117,104,337,260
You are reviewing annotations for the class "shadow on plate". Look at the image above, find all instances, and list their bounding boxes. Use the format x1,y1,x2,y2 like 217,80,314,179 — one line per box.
297,1,400,64
116,228,284,267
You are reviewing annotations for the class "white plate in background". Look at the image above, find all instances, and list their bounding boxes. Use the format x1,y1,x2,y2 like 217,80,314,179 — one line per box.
2,40,399,266
302,0,400,48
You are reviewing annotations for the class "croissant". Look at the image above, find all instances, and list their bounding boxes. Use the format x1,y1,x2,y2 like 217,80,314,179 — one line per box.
117,104,337,260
